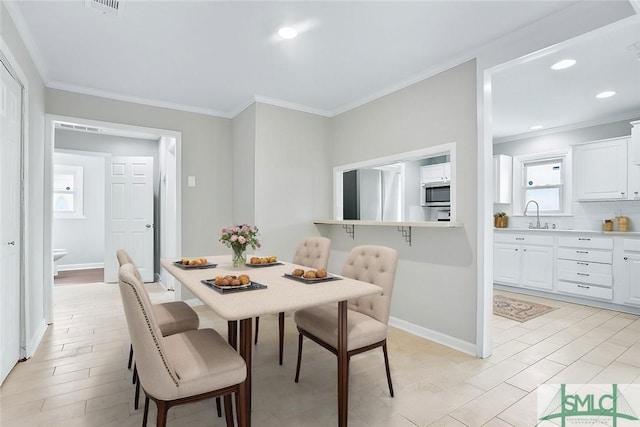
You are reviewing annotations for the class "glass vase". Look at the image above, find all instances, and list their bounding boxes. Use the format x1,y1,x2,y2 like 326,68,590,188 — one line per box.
231,247,246,268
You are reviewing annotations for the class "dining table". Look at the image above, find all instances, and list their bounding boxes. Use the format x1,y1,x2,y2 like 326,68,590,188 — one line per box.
161,255,383,427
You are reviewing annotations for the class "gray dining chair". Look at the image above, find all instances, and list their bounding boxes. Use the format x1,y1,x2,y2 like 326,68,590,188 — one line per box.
254,236,331,365
118,263,247,427
116,249,201,410
293,245,398,397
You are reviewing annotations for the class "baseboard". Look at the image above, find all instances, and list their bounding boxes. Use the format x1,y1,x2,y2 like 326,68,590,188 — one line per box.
57,262,104,271
389,316,476,356
25,320,48,358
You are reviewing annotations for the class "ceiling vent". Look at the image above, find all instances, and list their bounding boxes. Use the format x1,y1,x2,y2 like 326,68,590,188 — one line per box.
85,0,124,17
57,123,101,133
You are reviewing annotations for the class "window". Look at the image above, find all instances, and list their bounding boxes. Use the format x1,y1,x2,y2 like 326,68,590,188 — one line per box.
512,150,572,216
53,164,84,218
524,160,562,213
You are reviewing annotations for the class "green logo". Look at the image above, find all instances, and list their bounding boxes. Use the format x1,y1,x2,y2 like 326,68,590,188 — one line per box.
540,384,639,426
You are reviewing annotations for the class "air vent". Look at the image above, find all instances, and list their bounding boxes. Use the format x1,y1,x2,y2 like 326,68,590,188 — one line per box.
56,123,102,133
85,0,124,16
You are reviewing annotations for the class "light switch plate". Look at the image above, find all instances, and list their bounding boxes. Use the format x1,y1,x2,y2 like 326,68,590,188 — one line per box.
188,176,196,187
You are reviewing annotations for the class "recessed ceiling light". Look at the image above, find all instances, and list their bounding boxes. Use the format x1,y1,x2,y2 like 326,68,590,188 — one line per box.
278,27,298,39
595,90,616,99
550,59,576,70
530,125,544,130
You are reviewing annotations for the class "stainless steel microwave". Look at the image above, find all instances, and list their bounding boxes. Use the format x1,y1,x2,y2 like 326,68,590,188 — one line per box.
421,181,451,207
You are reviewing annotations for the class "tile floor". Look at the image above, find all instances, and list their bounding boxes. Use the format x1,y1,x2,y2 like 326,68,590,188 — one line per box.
1,284,639,427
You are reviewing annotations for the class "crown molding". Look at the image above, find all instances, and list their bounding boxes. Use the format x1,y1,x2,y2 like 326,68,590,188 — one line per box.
3,1,50,84
47,80,233,118
252,95,332,117
493,109,640,145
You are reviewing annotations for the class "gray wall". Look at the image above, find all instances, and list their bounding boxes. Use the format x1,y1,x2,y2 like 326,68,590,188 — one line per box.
328,60,479,345
46,89,234,257
253,103,332,259
231,104,256,226
1,1,48,353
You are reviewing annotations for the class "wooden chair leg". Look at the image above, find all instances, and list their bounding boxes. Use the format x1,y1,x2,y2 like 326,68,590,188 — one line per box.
156,400,168,427
216,397,222,417
142,395,150,426
294,333,303,383
128,344,134,369
223,394,234,427
254,317,259,345
133,364,138,385
382,341,394,397
135,377,141,409
278,312,285,366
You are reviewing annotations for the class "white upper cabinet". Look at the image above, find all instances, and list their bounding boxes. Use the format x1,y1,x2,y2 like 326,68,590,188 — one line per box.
573,137,628,200
420,162,450,184
630,122,640,200
493,154,512,204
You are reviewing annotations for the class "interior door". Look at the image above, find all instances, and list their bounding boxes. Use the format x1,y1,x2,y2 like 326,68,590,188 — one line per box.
104,157,154,283
0,59,23,384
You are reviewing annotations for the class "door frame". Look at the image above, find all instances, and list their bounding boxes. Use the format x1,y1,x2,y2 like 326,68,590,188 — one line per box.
44,115,182,323
0,36,30,362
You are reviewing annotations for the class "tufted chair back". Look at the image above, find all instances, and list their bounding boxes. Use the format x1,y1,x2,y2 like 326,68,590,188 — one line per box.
118,263,180,401
342,245,398,324
292,236,331,270
116,249,142,283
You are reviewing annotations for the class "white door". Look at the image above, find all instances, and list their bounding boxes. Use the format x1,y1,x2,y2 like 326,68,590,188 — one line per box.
623,253,640,306
104,157,154,283
521,245,554,290
0,59,23,384
574,138,628,200
493,243,520,285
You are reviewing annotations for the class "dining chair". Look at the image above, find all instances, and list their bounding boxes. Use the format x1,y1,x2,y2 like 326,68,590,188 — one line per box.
118,263,247,427
253,236,331,365
293,245,398,397
116,249,201,410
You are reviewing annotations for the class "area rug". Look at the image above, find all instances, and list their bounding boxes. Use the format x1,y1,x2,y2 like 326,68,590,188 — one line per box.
493,295,556,322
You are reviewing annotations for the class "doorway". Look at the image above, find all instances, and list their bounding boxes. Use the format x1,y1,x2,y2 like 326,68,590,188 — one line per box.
44,115,182,323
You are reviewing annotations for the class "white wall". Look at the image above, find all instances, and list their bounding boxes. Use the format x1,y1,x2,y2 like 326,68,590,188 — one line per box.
52,151,105,268
493,118,640,231
1,1,48,355
329,60,479,349
231,104,256,226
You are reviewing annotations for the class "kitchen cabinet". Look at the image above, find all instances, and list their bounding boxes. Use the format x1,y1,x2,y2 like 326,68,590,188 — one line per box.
573,137,628,200
556,236,613,301
494,234,553,290
621,239,640,307
420,162,450,184
631,120,640,165
493,154,512,204
630,122,640,200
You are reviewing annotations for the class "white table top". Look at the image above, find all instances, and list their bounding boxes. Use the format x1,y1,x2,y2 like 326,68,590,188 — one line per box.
161,256,382,321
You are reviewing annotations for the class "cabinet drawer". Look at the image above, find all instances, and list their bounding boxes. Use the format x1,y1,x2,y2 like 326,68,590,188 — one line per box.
557,269,612,287
623,239,640,252
558,236,613,250
494,234,553,246
557,248,612,264
557,259,612,275
557,280,613,300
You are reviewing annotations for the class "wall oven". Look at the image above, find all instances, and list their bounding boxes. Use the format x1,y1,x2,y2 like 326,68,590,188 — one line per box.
421,181,451,207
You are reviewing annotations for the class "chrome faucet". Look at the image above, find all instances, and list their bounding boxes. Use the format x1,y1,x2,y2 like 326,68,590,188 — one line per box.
524,200,548,229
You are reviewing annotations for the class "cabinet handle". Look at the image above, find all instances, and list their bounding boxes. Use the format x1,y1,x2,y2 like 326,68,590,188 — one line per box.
523,249,527,252
577,262,589,266
576,250,589,254
635,191,639,195
577,284,590,289
515,248,518,251
578,238,591,241
577,272,590,277
515,237,525,241
624,257,628,261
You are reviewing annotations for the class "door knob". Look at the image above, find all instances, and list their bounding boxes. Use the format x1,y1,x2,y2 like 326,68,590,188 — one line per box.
8,241,15,246
145,224,153,229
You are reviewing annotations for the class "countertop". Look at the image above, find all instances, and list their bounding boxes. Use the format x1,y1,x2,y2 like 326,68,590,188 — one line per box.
494,228,640,236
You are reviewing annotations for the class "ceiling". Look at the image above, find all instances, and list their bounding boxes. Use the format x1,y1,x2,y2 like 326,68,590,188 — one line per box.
4,1,638,136
492,17,640,141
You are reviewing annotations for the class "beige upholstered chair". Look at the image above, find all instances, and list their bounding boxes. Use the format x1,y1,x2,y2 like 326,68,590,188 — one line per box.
118,264,247,427
254,236,331,365
116,249,200,409
293,245,398,396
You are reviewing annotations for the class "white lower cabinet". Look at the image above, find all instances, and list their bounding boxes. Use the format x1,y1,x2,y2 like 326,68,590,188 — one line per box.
556,235,613,301
494,234,553,290
621,239,640,307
